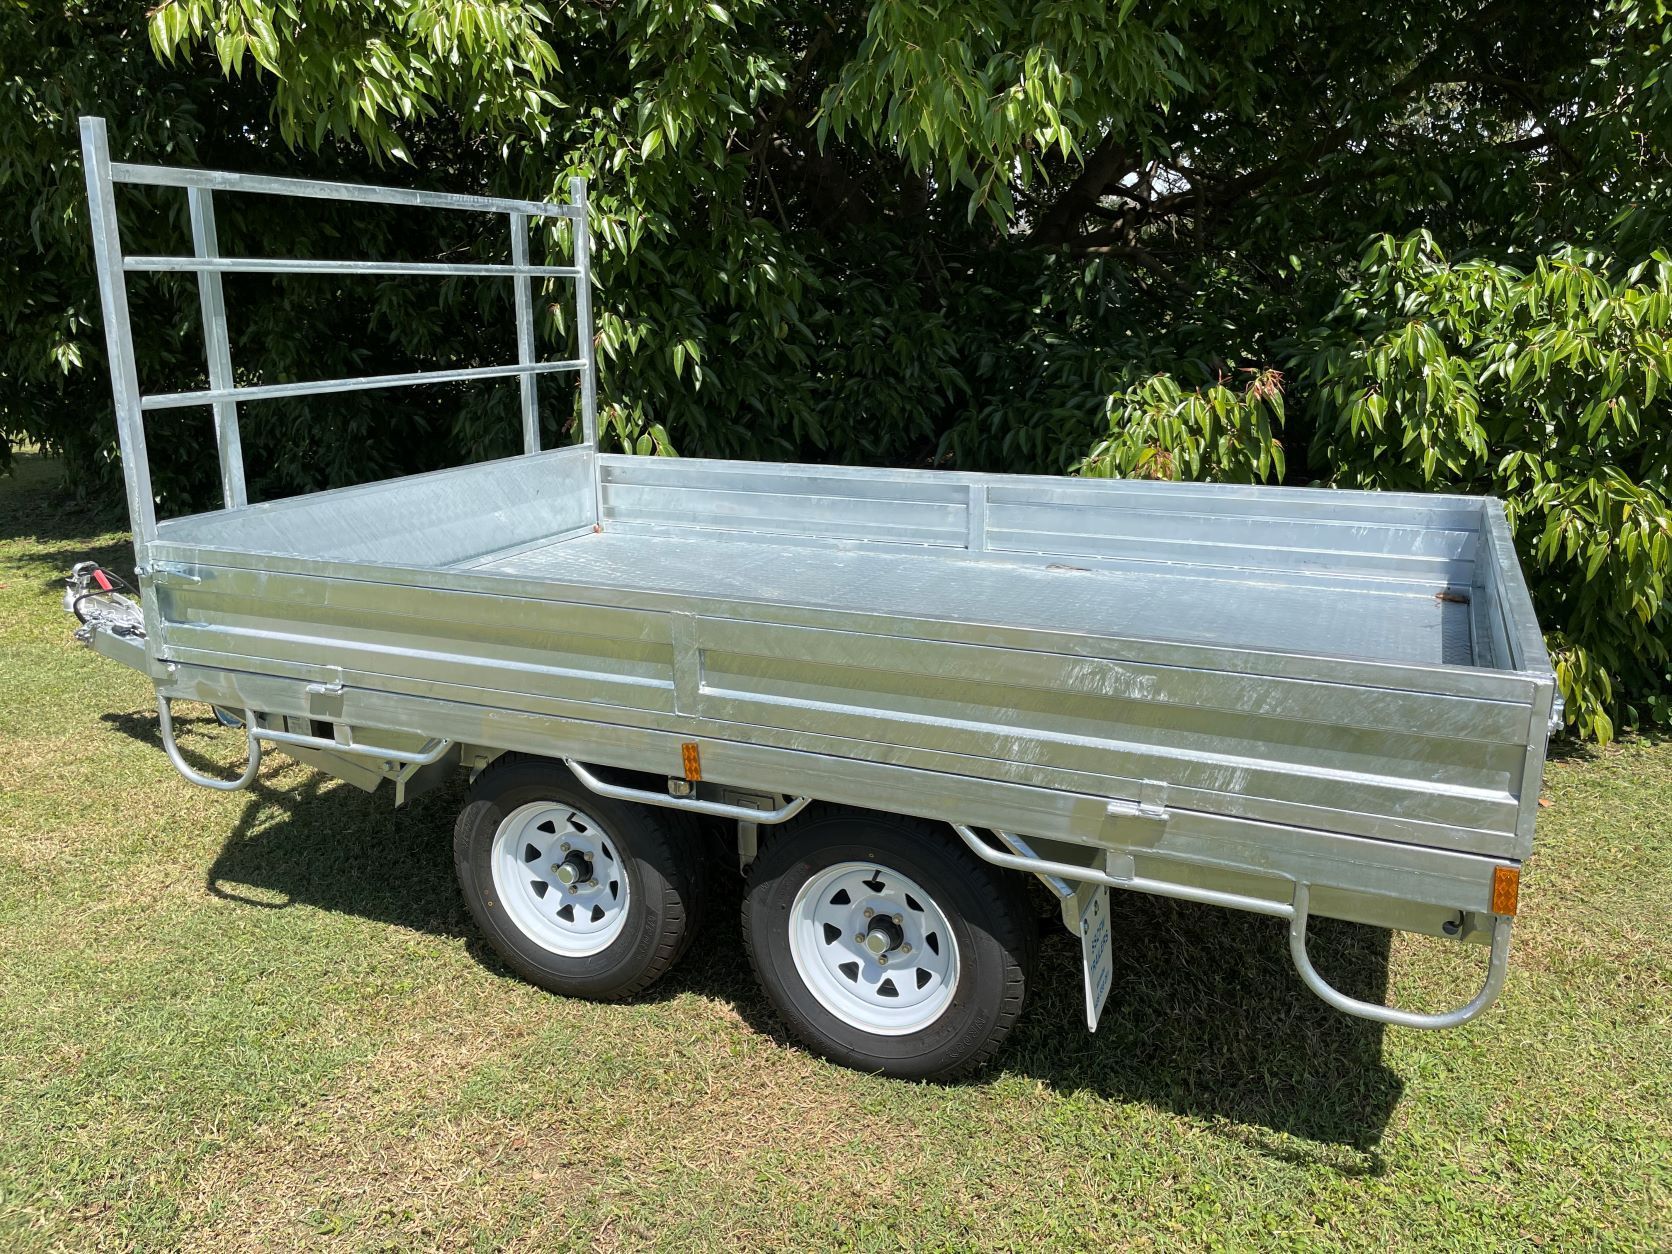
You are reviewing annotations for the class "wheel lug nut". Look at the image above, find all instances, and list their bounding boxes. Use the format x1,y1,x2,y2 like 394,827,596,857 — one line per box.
892,913,902,924
854,933,866,943
900,943,912,955
560,842,571,852
878,955,888,965
862,907,874,918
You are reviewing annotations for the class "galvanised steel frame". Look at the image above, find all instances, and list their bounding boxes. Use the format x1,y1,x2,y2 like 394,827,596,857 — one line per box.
76,117,1559,1029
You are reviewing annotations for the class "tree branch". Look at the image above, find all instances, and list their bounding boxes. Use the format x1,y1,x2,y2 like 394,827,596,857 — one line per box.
1073,235,1183,286
1028,134,1135,246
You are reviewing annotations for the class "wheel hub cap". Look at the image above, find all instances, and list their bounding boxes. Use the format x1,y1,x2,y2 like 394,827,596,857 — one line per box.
553,852,591,888
788,861,960,1035
489,802,630,957
863,918,903,955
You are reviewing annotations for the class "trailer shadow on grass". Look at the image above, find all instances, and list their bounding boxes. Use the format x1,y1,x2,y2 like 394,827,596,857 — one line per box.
1008,908,1401,1170
671,861,1402,1171
660,870,1403,1171
107,707,1402,1172
102,708,477,940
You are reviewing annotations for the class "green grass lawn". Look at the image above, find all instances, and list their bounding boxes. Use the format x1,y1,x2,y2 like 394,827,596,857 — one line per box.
1,451,1667,1250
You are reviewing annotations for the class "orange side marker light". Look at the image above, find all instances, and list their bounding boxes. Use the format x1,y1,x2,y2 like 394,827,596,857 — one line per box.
1491,865,1520,917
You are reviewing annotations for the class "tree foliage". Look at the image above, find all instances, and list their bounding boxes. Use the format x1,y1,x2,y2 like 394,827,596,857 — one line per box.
2,0,1668,736
1308,236,1672,740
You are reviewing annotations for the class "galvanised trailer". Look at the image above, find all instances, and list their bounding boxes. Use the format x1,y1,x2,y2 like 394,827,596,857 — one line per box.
67,117,1558,1078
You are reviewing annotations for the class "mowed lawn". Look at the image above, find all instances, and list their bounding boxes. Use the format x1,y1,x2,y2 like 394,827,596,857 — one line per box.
0,451,1667,1251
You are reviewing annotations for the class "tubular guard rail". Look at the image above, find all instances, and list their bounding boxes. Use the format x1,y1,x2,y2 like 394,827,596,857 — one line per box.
156,697,454,792
950,823,1514,1030
563,759,811,824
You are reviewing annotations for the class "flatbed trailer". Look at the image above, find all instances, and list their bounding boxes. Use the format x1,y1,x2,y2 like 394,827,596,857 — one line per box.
67,117,1557,1077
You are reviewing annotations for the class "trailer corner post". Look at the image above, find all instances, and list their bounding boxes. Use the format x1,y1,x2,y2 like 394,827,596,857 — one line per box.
79,117,157,549
567,175,602,526
569,176,598,454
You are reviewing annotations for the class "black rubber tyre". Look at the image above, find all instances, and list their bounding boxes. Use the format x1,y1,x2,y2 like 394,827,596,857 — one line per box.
454,755,704,1000
742,807,1036,1080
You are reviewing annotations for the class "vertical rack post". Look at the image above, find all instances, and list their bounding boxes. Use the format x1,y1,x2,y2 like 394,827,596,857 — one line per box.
187,187,248,506
509,210,541,455
569,176,598,452
78,116,157,548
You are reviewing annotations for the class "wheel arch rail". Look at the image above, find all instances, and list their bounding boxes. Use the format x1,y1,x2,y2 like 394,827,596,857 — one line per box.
950,820,1514,1031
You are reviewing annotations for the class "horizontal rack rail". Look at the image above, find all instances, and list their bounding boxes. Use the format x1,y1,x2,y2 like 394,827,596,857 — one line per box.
140,360,584,411
110,160,580,219
124,256,581,279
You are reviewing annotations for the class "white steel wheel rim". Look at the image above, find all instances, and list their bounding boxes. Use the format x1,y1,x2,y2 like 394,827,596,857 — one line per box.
490,801,631,957
788,861,961,1035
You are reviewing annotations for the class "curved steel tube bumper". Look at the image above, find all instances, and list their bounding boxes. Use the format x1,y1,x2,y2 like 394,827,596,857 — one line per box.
951,822,1514,1030
1288,882,1514,1029
157,698,262,791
